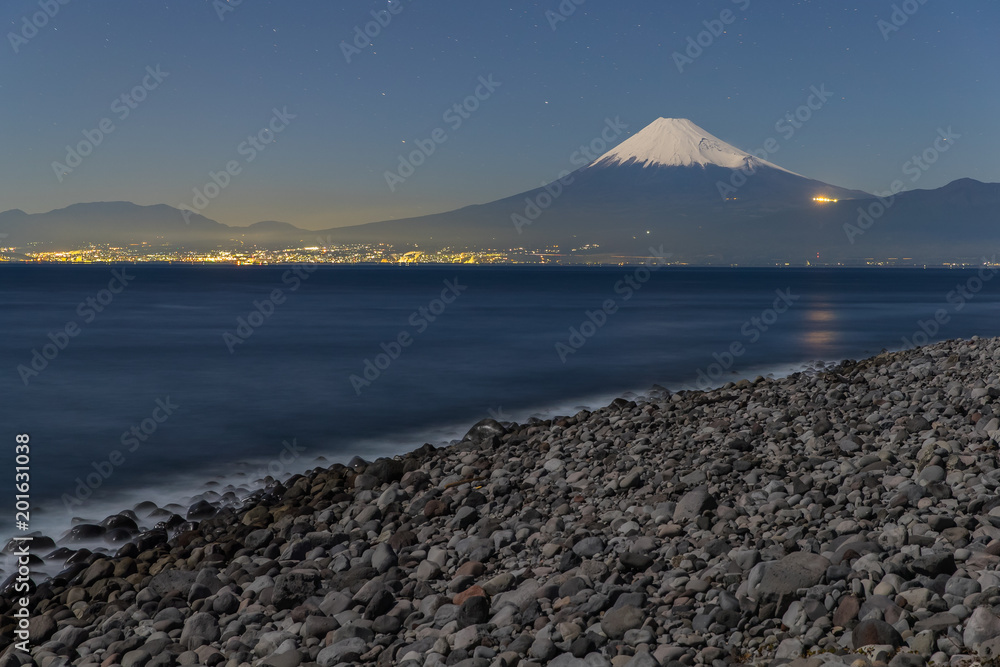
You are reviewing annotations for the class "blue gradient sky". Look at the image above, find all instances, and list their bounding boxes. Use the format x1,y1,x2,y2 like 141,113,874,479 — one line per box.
1,0,996,229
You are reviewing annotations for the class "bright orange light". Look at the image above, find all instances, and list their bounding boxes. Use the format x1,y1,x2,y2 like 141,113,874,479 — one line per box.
813,196,839,203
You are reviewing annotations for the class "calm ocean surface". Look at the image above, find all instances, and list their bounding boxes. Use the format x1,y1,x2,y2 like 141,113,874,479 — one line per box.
3,264,1000,544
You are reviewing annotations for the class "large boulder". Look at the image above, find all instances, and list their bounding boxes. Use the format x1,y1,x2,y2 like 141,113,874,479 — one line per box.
273,570,320,609
673,486,716,522
180,612,220,650
601,605,645,639
27,615,57,644
965,607,1000,649
910,552,956,577
365,458,405,485
79,559,115,587
148,570,198,598
457,596,491,629
462,418,507,447
572,536,606,558
371,542,398,573
748,552,830,600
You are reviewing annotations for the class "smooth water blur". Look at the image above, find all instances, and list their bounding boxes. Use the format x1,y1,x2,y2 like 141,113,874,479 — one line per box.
3,264,1000,539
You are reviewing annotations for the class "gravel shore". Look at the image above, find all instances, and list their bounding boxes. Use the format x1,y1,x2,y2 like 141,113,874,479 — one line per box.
6,336,1000,667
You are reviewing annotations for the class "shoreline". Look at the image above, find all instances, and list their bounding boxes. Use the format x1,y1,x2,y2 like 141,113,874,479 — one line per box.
5,337,1000,665
0,356,831,565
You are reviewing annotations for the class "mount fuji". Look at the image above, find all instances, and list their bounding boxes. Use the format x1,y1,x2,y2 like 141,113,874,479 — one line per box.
319,117,876,260
589,117,799,173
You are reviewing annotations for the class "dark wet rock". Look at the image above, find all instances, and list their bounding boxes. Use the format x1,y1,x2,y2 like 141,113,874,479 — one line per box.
910,552,956,577
135,528,169,551
620,552,654,571
186,500,217,521
347,455,369,471
364,589,396,619
463,418,508,446
101,513,140,532
458,596,491,628
6,534,56,553
62,523,105,542
43,546,75,561
104,527,137,544
366,457,405,485
852,618,904,649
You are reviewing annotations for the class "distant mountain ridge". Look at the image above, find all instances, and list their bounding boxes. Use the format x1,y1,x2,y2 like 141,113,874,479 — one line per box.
0,202,315,250
3,118,999,264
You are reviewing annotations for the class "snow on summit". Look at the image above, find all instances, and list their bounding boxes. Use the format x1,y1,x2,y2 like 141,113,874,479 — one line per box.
590,117,798,175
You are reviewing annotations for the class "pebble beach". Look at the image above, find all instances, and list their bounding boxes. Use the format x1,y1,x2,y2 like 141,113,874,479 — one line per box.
6,336,1000,667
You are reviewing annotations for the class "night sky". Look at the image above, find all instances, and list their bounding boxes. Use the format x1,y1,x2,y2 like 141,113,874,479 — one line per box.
1,0,996,230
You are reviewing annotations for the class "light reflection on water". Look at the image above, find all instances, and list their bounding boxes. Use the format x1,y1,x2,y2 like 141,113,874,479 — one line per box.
800,305,839,355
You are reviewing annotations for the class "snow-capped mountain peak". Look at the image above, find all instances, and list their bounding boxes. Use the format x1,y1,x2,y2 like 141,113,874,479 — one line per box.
590,117,798,175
